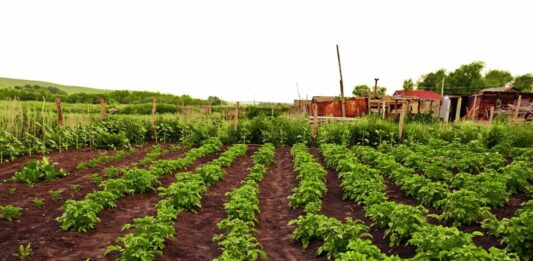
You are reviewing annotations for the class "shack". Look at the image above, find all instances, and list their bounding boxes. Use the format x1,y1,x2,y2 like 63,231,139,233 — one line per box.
308,96,367,117
466,87,533,121
392,90,442,116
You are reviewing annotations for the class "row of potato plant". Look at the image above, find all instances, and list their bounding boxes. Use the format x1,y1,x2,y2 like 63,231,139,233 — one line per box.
105,144,248,260
213,143,275,260
287,143,393,260
136,144,181,167
366,145,532,225
57,140,222,232
287,143,327,213
76,147,137,170
320,143,518,260
482,199,533,259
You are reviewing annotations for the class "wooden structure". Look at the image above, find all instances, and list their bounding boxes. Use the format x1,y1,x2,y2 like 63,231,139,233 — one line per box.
466,87,533,121
307,96,367,117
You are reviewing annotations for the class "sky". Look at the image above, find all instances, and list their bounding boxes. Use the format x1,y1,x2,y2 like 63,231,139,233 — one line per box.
1,0,532,103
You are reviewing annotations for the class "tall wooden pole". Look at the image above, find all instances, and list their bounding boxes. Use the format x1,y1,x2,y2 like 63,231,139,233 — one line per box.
440,76,446,96
234,102,239,130
374,78,379,97
454,97,462,122
336,44,346,117
514,95,522,119
55,97,63,128
398,101,407,142
312,103,318,140
98,96,106,121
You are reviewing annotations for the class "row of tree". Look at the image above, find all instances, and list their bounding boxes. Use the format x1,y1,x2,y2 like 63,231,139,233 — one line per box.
0,84,226,106
403,61,533,95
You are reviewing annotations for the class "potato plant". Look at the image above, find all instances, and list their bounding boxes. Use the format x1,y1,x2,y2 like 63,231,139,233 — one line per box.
12,157,68,185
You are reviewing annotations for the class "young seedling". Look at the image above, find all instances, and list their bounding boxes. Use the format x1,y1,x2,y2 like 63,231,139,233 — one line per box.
32,198,44,208
70,184,80,192
49,189,64,201
7,187,17,195
0,205,22,221
13,243,31,260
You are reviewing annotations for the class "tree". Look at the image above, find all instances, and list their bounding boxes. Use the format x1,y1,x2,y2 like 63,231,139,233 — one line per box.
207,96,225,105
352,85,371,96
416,69,446,92
513,73,533,92
402,79,415,90
446,61,485,95
484,70,513,87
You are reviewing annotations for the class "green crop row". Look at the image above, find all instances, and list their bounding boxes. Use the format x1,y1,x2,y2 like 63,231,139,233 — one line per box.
213,143,275,260
56,141,222,232
76,147,137,170
105,144,248,260
287,143,327,213
7,156,68,185
321,143,519,260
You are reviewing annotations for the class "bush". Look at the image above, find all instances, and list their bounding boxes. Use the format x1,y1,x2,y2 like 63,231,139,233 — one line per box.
94,132,128,149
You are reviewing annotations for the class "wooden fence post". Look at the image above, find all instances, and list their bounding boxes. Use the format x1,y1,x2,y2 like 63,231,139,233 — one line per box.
398,101,407,142
381,100,386,119
55,97,63,128
489,106,495,124
514,95,522,119
454,97,462,122
151,99,157,136
98,96,106,121
234,102,239,130
311,103,318,140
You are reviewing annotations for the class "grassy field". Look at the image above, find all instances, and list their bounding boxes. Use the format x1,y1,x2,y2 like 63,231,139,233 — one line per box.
0,77,107,94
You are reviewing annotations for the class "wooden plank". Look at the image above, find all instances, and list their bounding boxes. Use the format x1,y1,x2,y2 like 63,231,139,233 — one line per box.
514,95,522,119
55,97,63,128
312,103,318,139
398,101,407,142
454,97,462,122
98,96,106,121
489,106,495,124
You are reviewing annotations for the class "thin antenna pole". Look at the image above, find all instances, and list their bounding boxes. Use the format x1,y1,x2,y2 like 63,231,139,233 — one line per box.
441,76,446,96
336,44,346,117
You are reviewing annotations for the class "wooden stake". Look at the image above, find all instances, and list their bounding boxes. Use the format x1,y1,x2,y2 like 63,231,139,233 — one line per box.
151,99,157,130
336,44,346,117
312,103,318,140
382,100,386,119
98,96,106,121
455,97,462,122
398,101,407,142
489,106,495,124
514,95,522,119
234,102,239,130
55,97,63,128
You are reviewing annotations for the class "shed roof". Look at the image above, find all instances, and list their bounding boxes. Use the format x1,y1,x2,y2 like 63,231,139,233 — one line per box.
393,90,442,100
480,87,521,93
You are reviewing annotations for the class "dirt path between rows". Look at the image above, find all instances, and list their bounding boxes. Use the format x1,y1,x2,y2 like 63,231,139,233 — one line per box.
157,145,259,260
255,147,323,261
32,146,223,261
309,148,416,259
0,145,154,207
0,144,193,260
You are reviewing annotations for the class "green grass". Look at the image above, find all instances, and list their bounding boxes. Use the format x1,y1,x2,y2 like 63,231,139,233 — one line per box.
0,77,107,94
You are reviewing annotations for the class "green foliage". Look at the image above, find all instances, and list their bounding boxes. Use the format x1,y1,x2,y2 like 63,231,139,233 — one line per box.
0,204,22,221
437,190,489,226
49,189,65,201
12,243,32,260
87,173,102,185
13,157,67,185
484,69,513,87
513,73,533,91
32,197,44,208
7,187,17,195
384,204,428,246
94,131,128,149
57,200,102,232
158,173,206,212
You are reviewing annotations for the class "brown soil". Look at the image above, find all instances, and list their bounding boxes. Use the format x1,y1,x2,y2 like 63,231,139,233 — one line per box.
493,193,529,219
0,144,195,261
0,145,152,207
157,145,259,260
255,147,323,261
309,148,416,259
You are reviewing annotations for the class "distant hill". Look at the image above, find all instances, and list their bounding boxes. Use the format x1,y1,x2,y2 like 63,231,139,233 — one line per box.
0,77,107,94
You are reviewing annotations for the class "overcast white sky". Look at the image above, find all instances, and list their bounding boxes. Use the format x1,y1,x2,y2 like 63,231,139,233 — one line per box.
1,0,532,102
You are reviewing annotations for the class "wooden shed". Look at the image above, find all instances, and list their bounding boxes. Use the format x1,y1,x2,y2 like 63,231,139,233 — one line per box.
466,87,533,120
308,96,368,117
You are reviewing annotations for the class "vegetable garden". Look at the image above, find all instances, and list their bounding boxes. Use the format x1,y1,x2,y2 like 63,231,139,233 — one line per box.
0,115,532,260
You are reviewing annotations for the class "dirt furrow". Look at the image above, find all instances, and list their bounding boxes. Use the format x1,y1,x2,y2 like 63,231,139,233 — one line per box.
157,145,259,261
309,148,416,259
255,147,322,261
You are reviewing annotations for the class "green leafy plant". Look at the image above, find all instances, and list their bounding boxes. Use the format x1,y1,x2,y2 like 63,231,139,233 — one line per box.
0,204,22,221
13,243,31,260
32,197,44,208
13,157,68,185
49,189,65,201
70,184,80,192
7,187,17,195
